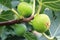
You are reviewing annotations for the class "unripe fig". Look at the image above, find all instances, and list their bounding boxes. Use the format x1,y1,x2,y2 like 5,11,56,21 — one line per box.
13,24,27,36
17,2,32,17
31,14,50,33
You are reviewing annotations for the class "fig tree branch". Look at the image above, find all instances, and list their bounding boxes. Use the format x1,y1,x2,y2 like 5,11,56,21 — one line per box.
0,16,34,26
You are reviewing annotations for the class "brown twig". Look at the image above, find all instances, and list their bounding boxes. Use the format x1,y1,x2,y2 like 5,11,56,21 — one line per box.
0,16,34,26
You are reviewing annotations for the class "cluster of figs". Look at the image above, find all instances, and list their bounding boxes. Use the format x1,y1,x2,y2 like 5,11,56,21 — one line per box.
13,2,51,36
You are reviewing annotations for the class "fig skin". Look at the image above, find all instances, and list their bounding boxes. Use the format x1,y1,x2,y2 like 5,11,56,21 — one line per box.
31,14,51,33
13,24,27,36
17,2,32,17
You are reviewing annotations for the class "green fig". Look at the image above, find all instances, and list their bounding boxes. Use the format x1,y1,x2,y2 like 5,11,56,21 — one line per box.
31,14,51,33
13,24,27,36
17,2,32,17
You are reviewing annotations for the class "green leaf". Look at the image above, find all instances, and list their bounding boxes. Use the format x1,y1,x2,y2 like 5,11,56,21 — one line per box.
49,13,60,37
0,26,5,36
45,30,50,36
11,1,19,8
40,0,60,11
0,10,15,22
38,35,48,40
42,0,57,2
0,26,8,40
52,12,60,36
24,32,37,40
56,36,60,40
0,0,12,8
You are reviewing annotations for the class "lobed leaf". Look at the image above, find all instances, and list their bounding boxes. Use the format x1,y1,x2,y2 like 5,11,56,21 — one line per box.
39,0,60,11
0,0,12,8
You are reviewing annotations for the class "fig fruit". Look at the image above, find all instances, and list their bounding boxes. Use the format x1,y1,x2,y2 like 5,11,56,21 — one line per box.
31,14,50,33
17,2,32,17
13,24,27,36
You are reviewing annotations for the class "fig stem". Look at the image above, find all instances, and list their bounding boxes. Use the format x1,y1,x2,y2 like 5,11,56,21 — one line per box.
37,0,42,14
11,8,20,18
31,0,35,16
42,33,54,40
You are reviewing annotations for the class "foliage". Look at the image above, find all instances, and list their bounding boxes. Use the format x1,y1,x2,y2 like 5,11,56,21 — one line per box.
0,0,60,40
